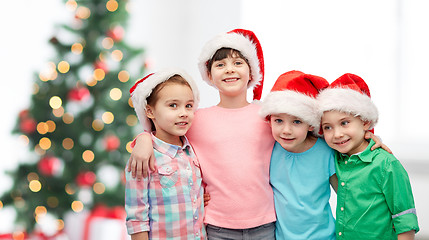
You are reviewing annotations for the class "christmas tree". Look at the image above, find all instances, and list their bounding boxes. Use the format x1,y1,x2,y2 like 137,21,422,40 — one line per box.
1,0,143,232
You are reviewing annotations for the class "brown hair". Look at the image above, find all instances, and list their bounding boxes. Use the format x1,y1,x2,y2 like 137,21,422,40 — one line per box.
146,74,192,131
146,74,191,106
206,48,250,73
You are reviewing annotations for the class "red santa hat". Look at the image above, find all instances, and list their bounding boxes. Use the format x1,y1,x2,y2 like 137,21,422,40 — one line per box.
259,70,329,135
130,68,200,132
317,73,378,130
198,28,264,100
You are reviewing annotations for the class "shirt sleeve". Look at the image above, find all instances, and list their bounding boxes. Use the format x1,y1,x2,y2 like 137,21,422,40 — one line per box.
125,169,150,234
382,157,419,234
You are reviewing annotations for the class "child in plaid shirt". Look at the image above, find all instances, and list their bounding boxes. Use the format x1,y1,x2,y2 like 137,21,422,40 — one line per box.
125,69,206,239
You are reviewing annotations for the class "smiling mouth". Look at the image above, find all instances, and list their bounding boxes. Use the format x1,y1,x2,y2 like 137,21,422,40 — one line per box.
175,122,188,126
335,139,350,145
223,78,239,82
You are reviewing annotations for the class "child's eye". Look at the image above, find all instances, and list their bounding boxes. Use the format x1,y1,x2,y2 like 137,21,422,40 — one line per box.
169,103,177,108
274,119,283,124
234,61,243,66
341,121,349,126
323,126,332,131
186,104,193,109
293,120,302,124
215,63,224,68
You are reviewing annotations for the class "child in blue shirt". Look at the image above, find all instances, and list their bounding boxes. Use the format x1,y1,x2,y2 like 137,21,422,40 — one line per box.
259,70,337,240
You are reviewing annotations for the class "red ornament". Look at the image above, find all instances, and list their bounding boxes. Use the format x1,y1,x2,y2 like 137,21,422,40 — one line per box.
20,118,37,134
106,26,124,42
93,60,109,73
19,109,30,119
18,109,37,134
104,135,120,152
76,171,96,187
68,87,90,101
38,156,62,177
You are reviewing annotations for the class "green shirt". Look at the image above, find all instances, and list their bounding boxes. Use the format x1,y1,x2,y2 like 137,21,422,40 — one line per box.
335,139,419,240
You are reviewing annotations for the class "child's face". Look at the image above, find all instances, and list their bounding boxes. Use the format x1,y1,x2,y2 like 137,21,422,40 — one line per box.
270,113,315,153
321,111,371,156
208,54,251,98
146,83,195,146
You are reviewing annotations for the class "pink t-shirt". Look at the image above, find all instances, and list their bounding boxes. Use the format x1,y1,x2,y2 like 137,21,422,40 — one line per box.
186,103,276,229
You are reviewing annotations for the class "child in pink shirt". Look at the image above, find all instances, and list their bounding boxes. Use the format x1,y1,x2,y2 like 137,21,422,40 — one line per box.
129,29,276,239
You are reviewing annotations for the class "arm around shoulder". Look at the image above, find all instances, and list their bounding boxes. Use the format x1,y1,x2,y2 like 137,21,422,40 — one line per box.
365,131,392,153
127,132,156,179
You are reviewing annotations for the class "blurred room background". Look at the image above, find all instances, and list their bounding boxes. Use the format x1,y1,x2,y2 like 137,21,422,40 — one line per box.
1,0,427,238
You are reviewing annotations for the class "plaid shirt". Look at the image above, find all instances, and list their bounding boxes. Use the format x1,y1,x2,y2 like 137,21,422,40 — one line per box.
125,134,206,239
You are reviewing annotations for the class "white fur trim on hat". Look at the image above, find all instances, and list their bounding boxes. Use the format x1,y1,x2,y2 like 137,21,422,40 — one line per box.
198,32,262,89
317,88,378,129
131,68,200,132
260,91,320,133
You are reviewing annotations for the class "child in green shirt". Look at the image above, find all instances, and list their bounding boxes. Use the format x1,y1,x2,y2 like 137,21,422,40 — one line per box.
318,73,419,240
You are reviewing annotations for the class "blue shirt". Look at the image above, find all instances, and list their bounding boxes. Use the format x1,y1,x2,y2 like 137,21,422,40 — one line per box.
270,138,336,240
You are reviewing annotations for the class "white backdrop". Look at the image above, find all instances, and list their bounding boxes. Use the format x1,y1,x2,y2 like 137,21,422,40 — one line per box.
1,0,427,236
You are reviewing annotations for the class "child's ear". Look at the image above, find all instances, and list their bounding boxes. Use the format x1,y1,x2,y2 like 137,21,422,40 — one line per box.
363,121,371,131
308,126,315,132
145,106,154,119
208,71,214,83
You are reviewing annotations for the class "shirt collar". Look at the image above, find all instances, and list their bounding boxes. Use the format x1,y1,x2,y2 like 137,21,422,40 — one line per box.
151,133,191,158
358,139,377,162
338,139,376,163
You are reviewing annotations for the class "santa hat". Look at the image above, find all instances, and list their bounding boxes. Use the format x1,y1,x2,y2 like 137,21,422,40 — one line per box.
259,70,329,134
130,68,200,132
317,73,378,130
198,28,264,100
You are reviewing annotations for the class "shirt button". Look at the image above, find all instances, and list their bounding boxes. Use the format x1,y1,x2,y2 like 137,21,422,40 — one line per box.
345,161,348,164
341,182,345,186
194,216,198,220
339,232,342,236
341,207,344,211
